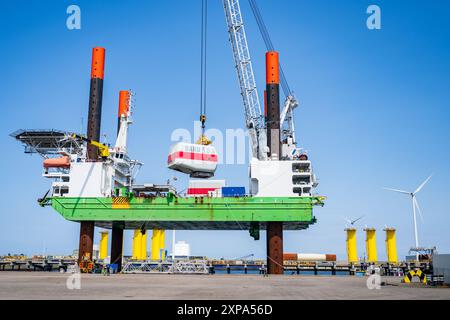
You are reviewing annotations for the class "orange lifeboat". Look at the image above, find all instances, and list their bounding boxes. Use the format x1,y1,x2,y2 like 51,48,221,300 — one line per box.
43,156,70,169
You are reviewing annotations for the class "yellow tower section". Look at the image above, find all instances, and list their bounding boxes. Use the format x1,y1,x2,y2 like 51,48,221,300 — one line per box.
99,231,109,260
140,230,147,260
159,230,165,260
384,227,398,264
345,228,358,263
132,229,142,260
364,227,378,263
151,229,166,260
151,229,161,260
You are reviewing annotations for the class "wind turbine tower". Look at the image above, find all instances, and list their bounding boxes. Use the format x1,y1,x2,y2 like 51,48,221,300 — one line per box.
384,175,432,260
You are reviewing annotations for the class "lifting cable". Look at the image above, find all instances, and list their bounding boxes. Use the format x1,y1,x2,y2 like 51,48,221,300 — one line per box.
248,0,292,97
199,0,208,134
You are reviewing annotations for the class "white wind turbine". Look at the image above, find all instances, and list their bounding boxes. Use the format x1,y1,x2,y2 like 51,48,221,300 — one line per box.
384,174,432,257
342,215,365,228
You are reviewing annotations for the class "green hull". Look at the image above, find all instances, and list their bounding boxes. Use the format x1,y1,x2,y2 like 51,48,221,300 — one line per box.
50,195,324,230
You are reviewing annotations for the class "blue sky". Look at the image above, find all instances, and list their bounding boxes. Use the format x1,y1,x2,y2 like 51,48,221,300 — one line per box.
0,0,449,260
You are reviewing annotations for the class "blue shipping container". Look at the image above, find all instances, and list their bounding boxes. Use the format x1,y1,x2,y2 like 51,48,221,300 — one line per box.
221,187,246,197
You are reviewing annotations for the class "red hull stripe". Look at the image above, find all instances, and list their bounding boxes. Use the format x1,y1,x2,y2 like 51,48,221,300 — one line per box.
167,151,218,164
187,188,218,195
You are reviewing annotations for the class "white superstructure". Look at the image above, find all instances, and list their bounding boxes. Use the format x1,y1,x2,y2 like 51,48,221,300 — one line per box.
249,157,317,197
172,241,191,258
43,96,142,198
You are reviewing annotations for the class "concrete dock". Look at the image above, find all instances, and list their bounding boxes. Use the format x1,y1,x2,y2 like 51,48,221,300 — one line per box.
0,272,449,300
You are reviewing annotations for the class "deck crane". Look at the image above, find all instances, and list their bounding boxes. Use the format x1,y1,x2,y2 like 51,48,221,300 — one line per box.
223,0,317,194
70,133,110,158
224,0,301,160
248,0,299,154
223,0,268,161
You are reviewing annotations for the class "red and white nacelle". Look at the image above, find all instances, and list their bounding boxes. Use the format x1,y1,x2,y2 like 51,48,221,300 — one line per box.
167,142,218,178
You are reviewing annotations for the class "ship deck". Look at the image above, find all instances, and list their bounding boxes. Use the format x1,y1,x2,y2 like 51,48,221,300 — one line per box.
49,195,324,230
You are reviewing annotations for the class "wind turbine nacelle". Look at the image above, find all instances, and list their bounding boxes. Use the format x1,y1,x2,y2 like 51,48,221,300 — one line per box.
167,142,217,178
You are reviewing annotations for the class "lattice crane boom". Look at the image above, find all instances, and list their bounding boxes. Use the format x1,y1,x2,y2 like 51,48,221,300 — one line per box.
248,0,299,147
223,0,268,161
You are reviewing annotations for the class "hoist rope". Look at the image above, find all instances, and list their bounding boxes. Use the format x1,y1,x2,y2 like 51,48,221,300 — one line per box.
199,0,208,132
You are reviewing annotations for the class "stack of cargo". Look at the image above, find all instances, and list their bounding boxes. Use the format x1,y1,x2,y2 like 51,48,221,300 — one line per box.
221,187,246,197
187,180,225,196
283,253,337,262
283,253,298,261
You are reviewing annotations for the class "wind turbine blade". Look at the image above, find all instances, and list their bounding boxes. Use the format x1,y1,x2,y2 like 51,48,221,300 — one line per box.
341,216,351,224
414,174,433,194
383,187,410,194
351,215,365,225
413,197,424,223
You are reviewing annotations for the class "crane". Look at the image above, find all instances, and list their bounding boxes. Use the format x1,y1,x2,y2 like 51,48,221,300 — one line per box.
247,0,299,150
223,0,268,161
223,0,318,198
71,133,110,158
233,253,255,261
224,0,301,160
